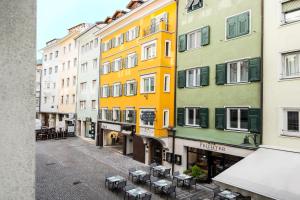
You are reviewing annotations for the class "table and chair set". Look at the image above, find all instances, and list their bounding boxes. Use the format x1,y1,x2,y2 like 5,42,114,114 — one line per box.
36,127,68,141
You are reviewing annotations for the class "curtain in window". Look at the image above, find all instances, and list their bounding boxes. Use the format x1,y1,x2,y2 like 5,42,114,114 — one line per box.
229,63,237,83
240,61,249,82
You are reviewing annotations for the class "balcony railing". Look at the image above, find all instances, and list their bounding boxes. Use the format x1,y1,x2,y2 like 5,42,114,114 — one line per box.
99,110,136,124
143,21,169,37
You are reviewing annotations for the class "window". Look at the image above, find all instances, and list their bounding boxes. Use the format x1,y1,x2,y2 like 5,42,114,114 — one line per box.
68,60,70,69
44,69,47,75
49,53,53,60
102,62,110,74
52,96,55,103
66,78,70,87
63,46,66,54
81,63,88,72
226,108,249,131
68,43,71,51
113,58,122,72
73,76,76,86
283,109,300,136
112,83,122,97
140,109,155,127
49,67,52,74
81,45,84,54
141,74,155,93
165,40,171,57
186,68,201,87
53,83,56,88
44,54,47,61
66,95,69,104
93,58,98,69
92,100,96,109
94,38,98,47
61,79,64,88
127,53,137,68
92,80,97,89
282,0,300,23
227,60,249,83
101,108,108,120
163,109,169,128
80,101,86,110
102,85,109,97
113,108,121,122
44,97,47,104
62,63,65,71
72,94,75,104
127,27,138,41
142,40,157,60
226,11,250,39
125,109,136,123
55,66,58,73
125,80,137,96
80,82,87,92
187,30,201,50
282,51,300,78
186,0,203,12
185,108,200,126
164,74,170,92
74,58,77,67
55,51,59,58
116,34,123,46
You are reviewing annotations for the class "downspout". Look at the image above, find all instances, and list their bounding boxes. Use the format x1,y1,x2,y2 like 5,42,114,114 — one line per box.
96,34,102,147
172,0,179,174
259,0,264,146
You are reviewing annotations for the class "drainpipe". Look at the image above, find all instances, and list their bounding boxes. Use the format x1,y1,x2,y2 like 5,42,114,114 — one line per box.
259,0,264,146
171,0,179,175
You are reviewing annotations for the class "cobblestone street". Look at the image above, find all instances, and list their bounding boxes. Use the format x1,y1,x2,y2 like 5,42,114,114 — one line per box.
36,137,213,200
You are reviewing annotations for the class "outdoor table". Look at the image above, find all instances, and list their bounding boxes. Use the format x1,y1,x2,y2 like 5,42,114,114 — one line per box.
152,165,170,175
152,179,172,193
218,190,240,200
130,170,147,181
174,174,192,186
126,187,147,199
106,175,125,190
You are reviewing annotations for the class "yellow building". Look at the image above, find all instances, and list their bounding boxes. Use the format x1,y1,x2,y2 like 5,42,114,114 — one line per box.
95,0,176,165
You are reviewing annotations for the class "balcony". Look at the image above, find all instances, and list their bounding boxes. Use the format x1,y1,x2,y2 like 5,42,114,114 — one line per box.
143,21,168,37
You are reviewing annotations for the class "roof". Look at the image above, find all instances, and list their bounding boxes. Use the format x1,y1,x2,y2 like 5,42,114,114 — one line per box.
213,147,300,200
112,10,127,19
126,0,144,9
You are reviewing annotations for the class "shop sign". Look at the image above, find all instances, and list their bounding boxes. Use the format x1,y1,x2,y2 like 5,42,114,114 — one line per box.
101,123,121,132
199,142,227,152
139,127,154,137
68,125,75,133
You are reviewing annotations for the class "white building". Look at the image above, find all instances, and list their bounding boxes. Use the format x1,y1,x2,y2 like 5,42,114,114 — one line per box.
75,23,106,140
214,1,300,200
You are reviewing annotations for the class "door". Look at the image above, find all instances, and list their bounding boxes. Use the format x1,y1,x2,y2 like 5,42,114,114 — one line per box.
133,135,145,163
150,139,162,164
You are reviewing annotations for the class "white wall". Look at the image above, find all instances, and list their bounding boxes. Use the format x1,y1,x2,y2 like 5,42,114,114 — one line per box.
0,0,35,198
263,0,300,151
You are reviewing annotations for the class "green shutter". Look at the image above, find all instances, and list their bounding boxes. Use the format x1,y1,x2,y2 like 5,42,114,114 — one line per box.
248,108,261,133
215,108,226,130
178,70,186,88
237,12,250,36
178,34,187,52
177,108,185,126
248,57,261,82
216,64,227,85
227,16,237,39
200,66,209,86
201,26,210,46
199,108,209,128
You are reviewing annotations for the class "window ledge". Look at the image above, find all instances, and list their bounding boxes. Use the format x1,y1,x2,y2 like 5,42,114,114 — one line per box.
139,126,154,129
225,82,251,86
224,129,250,134
281,131,300,138
225,32,251,42
141,57,157,62
279,76,300,81
184,125,202,129
280,20,300,27
185,86,202,89
140,92,155,94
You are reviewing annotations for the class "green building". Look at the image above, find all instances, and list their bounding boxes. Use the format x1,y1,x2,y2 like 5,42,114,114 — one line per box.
166,0,262,182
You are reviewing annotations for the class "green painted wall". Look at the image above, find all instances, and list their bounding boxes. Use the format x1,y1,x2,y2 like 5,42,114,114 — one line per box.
176,0,262,147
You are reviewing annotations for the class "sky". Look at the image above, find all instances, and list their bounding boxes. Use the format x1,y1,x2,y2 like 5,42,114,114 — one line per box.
37,0,130,59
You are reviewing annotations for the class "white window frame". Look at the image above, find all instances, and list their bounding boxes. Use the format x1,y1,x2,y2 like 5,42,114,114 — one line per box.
127,53,136,68
187,29,201,50
185,107,200,127
140,74,156,94
80,101,86,110
92,100,97,110
142,40,157,60
165,40,171,57
281,51,300,79
128,27,136,41
103,62,110,74
140,109,155,128
80,82,87,93
186,68,201,88
126,80,136,96
93,58,98,69
125,108,135,123
112,83,121,97
226,107,249,132
114,58,122,71
164,74,170,92
163,109,170,128
101,108,108,120
102,85,109,98
226,60,249,84
113,107,120,122
92,80,97,89
282,108,300,137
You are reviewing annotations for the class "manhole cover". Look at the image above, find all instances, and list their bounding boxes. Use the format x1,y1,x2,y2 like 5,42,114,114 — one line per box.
73,181,82,185
46,162,56,166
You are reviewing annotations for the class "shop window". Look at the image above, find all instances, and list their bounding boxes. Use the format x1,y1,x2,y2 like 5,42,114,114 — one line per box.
226,108,249,131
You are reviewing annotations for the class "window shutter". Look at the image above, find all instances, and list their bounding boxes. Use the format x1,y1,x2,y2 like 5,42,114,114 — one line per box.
216,64,226,85
199,108,209,128
226,16,237,39
111,86,114,97
177,108,185,126
108,63,111,73
123,83,127,96
119,59,123,70
248,108,261,133
200,66,209,86
107,87,110,97
126,31,129,41
177,70,186,88
248,57,261,82
135,54,138,66
111,61,115,72
178,34,187,52
119,84,122,96
215,108,226,129
201,26,210,46
121,33,125,44
237,12,250,36
135,26,140,38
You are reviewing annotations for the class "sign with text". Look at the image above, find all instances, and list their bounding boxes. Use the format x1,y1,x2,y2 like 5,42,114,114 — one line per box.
101,123,121,132
199,142,227,152
139,127,154,137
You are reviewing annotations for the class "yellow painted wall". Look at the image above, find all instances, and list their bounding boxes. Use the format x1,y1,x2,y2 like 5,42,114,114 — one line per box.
99,0,176,138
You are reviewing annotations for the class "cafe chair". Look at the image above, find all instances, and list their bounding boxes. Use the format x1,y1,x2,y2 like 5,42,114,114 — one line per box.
149,163,157,174
172,171,180,181
159,168,171,178
128,167,137,179
183,178,197,192
104,173,114,188
122,184,136,200
142,192,152,200
139,173,151,184
161,185,176,200
115,180,127,191
147,176,158,191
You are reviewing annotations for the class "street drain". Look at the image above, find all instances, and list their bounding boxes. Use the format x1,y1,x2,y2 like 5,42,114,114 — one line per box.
46,162,56,166
73,181,82,185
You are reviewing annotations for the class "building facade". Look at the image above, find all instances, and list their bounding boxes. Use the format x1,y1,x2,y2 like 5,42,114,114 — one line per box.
75,24,105,140
36,60,42,117
168,0,262,182
96,0,176,164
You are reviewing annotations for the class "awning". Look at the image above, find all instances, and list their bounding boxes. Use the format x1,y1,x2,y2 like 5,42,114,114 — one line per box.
213,147,300,200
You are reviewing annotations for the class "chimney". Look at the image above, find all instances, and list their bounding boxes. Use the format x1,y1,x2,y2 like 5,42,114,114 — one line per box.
126,0,144,10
